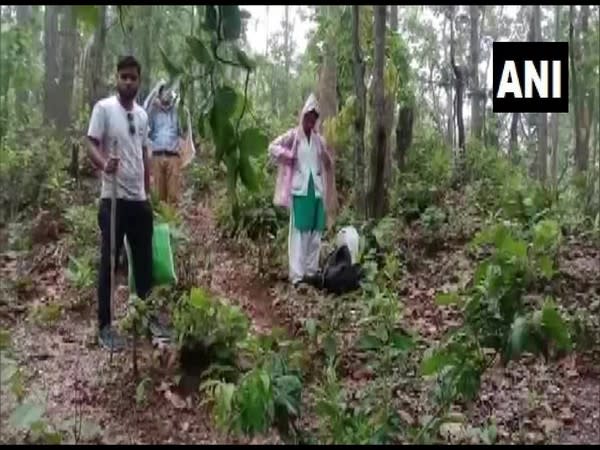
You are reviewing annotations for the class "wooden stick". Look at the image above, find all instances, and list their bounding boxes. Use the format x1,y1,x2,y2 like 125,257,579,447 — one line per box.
110,139,117,364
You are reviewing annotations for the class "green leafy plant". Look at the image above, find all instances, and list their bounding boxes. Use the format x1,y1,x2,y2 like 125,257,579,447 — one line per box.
186,161,217,197
0,133,70,224
65,254,96,293
312,361,400,445
201,329,304,441
160,5,268,218
29,303,63,327
357,288,414,373
390,130,452,221
173,287,249,371
418,220,571,441
421,205,447,233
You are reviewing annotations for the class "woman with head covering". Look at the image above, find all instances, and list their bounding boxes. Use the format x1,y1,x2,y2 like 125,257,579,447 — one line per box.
268,94,338,286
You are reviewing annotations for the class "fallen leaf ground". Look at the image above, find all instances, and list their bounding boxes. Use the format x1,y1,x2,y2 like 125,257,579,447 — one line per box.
1,190,598,444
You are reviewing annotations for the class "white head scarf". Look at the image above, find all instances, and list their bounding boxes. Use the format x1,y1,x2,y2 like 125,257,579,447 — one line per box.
298,93,320,132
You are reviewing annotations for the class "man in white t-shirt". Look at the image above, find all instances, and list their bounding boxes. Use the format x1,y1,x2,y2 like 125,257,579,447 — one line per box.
86,55,168,351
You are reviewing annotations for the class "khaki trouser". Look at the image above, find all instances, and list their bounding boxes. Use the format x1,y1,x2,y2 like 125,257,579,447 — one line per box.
151,154,182,205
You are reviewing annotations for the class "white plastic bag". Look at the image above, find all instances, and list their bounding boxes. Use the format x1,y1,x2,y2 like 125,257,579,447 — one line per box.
336,226,359,264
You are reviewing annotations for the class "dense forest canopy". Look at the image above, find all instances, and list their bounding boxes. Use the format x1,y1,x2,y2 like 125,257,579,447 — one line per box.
0,4,599,446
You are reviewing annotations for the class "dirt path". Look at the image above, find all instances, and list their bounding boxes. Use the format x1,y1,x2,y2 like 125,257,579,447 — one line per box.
0,202,290,444
182,203,290,336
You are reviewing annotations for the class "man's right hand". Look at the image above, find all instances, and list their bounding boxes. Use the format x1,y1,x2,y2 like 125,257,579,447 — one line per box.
103,157,119,174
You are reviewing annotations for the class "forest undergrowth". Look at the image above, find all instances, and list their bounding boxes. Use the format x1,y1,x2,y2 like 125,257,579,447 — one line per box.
1,128,598,445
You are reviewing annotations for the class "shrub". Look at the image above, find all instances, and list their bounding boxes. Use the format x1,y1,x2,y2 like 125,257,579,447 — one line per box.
391,130,452,221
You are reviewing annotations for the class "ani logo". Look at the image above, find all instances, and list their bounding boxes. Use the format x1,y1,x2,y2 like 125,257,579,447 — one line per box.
492,42,569,113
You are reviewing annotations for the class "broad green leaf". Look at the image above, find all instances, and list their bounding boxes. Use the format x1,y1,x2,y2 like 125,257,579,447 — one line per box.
420,349,453,376
239,127,267,158
220,6,242,40
508,316,529,360
10,370,25,400
357,333,382,351
537,255,555,279
389,330,415,351
41,430,63,444
0,329,10,350
136,377,151,406
29,421,57,444
218,382,235,411
541,300,571,351
322,333,337,361
278,374,302,391
234,47,256,71
533,219,561,251
159,46,182,78
186,36,212,65
259,371,271,393
214,86,238,118
74,6,99,30
435,292,462,306
472,223,503,248
205,6,217,32
499,236,527,261
189,287,210,309
0,358,18,385
78,420,103,441
304,318,317,340
275,394,299,417
9,402,44,430
374,324,388,342
223,150,239,176
455,363,483,401
209,107,235,161
238,155,258,192
480,423,497,444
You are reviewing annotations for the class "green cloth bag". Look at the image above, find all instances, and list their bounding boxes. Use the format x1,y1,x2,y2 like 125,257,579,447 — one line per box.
125,222,177,292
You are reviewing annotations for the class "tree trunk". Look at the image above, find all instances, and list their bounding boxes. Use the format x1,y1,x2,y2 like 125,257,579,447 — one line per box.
265,6,269,58
579,5,592,173
389,5,398,31
318,6,338,130
396,106,414,171
450,8,466,180
87,5,107,110
569,6,583,174
469,5,483,141
369,5,388,219
531,5,548,183
15,5,32,123
443,17,454,148
140,6,153,101
283,5,290,113
509,112,520,161
352,6,367,219
537,111,548,183
551,5,561,193
55,6,76,135
44,5,60,127
189,6,200,114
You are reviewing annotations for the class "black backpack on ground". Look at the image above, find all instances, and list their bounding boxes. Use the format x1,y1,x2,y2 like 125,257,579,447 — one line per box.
303,245,364,295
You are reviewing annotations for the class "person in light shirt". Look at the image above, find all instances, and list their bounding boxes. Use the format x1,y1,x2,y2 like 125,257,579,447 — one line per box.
268,94,337,286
